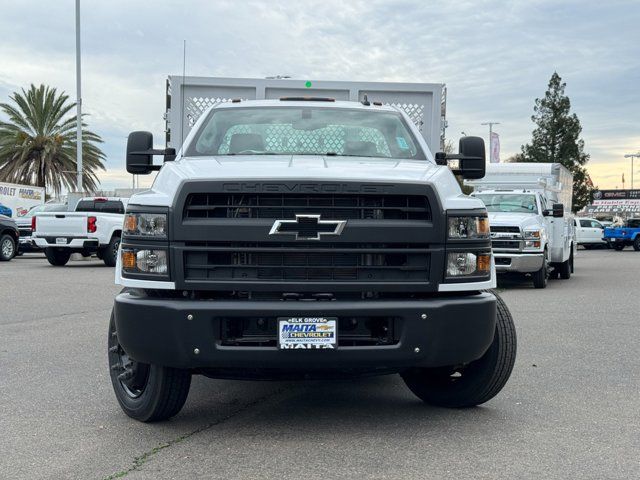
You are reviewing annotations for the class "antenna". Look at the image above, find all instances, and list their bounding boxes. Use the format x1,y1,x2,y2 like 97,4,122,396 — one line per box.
180,40,186,152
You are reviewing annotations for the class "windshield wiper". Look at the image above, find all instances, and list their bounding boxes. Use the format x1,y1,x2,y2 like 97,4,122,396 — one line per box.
224,152,279,156
324,152,388,158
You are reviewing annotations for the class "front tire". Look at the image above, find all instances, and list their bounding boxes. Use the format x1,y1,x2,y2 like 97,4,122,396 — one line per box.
401,292,517,408
633,237,640,251
108,311,191,422
532,250,548,289
45,248,71,266
613,243,625,251
0,234,16,261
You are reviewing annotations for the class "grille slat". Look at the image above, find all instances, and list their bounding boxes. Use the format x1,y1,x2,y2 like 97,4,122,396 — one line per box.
490,226,520,233
183,242,430,283
184,193,431,221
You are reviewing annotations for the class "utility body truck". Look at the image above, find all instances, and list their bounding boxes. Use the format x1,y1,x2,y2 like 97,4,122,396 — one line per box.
32,197,127,266
468,163,576,289
109,77,517,422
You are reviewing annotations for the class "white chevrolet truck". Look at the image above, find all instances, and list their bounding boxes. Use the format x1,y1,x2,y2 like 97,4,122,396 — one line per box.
33,197,127,266
468,163,576,288
108,78,516,422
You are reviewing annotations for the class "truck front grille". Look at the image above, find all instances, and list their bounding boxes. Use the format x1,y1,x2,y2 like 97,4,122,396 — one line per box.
490,226,520,233
183,242,430,283
491,240,521,250
184,193,431,221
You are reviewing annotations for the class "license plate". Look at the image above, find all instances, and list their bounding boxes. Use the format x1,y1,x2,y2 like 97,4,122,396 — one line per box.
56,237,67,245
278,317,337,350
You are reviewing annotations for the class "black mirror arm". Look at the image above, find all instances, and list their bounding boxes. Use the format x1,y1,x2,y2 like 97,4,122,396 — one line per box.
130,147,176,165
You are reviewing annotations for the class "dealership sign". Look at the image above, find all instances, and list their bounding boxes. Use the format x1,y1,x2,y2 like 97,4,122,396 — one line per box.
592,189,640,201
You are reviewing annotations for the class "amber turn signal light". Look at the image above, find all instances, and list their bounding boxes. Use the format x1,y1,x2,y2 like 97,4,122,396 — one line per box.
122,250,136,270
477,254,491,273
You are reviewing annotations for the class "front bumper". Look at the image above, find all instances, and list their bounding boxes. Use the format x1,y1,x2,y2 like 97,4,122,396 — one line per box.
113,291,497,373
494,252,544,273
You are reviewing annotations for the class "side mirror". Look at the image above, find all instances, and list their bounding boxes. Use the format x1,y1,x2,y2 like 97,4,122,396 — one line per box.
435,136,486,180
126,131,154,174
552,203,564,218
126,131,177,175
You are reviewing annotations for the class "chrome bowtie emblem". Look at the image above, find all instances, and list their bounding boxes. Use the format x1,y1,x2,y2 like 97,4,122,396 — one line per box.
269,214,347,240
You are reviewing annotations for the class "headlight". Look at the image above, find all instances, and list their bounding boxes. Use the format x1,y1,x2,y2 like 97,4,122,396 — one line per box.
523,229,542,250
448,216,489,239
124,212,167,238
446,252,491,278
122,248,168,275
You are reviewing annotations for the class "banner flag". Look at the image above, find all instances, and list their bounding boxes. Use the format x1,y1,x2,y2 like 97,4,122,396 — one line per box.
490,132,500,163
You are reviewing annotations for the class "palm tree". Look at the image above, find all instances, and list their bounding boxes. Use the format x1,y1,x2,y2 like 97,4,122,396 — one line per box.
0,84,106,195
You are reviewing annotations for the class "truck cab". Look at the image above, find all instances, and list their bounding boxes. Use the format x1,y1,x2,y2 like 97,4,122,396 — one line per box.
107,79,517,422
468,163,576,288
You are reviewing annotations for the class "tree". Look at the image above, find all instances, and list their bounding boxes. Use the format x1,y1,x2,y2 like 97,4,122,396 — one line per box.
0,84,105,195
517,72,594,211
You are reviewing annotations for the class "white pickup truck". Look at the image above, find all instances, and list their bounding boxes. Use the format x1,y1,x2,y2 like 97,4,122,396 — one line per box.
33,197,127,266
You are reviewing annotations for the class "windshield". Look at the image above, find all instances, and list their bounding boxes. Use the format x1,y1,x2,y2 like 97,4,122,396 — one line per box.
186,106,425,160
474,194,539,214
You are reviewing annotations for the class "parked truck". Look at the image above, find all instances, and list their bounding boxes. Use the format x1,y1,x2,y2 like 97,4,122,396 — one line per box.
467,163,576,289
108,78,517,422
32,197,127,266
603,218,640,250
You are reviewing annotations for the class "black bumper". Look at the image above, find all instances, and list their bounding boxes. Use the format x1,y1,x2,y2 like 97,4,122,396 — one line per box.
113,291,496,373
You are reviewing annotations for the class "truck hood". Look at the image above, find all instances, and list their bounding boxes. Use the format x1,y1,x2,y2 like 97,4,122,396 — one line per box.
129,155,485,211
175,155,437,182
488,212,542,230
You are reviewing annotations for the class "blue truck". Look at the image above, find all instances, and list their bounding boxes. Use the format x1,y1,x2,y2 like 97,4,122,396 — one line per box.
603,218,640,251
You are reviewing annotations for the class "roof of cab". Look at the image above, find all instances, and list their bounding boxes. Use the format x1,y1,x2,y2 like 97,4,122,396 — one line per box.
212,98,401,113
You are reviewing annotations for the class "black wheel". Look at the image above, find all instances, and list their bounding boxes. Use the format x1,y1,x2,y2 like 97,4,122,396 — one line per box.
103,235,120,267
45,248,71,266
633,237,640,252
0,234,16,261
108,311,191,422
613,243,625,251
532,250,548,289
401,292,517,408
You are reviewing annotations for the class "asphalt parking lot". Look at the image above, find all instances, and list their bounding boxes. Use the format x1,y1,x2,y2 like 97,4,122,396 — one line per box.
1,249,639,479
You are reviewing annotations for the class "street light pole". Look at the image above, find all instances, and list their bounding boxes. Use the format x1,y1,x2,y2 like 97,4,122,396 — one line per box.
624,153,640,190
481,122,500,161
75,0,83,192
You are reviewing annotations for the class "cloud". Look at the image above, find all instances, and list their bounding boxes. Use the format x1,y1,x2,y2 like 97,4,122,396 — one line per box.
0,0,638,189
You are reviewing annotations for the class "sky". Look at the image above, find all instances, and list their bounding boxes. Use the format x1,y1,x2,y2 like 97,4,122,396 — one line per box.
0,0,639,191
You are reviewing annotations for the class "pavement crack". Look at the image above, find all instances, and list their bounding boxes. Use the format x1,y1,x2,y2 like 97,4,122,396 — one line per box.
102,385,290,479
